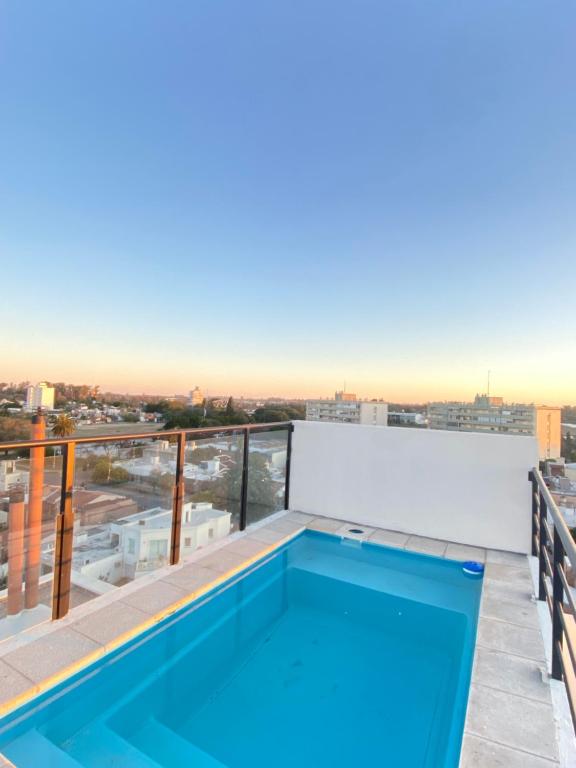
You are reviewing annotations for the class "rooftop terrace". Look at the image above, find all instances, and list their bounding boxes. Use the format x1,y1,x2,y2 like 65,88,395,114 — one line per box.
0,420,575,767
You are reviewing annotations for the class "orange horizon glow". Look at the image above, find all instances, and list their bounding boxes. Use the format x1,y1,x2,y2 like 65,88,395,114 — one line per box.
3,363,574,407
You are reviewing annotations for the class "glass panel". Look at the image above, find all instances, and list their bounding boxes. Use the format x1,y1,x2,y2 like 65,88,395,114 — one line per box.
246,429,289,526
180,432,242,554
0,441,61,641
72,437,176,596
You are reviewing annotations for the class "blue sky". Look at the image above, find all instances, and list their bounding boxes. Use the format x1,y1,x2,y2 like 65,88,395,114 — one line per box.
0,1,574,402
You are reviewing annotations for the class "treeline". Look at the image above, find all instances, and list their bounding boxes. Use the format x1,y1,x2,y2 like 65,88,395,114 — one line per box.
146,398,305,430
563,432,576,463
563,406,576,424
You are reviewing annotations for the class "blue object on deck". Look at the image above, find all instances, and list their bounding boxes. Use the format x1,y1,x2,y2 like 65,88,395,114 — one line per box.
0,530,482,768
462,561,484,577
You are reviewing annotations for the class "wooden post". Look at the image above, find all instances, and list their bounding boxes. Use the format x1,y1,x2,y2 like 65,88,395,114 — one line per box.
25,409,45,609
7,486,26,616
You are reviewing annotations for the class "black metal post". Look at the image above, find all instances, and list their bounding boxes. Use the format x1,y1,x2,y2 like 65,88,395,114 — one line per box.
52,442,76,620
538,489,547,602
170,433,186,566
239,428,249,531
284,425,293,510
552,525,564,680
530,470,538,557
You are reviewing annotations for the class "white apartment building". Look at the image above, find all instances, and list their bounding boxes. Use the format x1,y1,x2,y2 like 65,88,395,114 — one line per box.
25,382,55,411
112,502,231,579
189,386,204,407
427,395,562,460
306,399,388,426
70,502,232,587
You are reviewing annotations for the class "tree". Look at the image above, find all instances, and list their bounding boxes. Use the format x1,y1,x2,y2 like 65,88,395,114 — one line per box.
0,415,31,442
220,397,249,426
223,452,278,523
144,400,171,414
51,414,76,438
48,414,75,469
91,458,129,484
122,412,140,423
253,408,289,423
158,472,175,494
563,431,576,463
163,407,204,430
253,405,305,423
148,468,175,495
190,445,219,463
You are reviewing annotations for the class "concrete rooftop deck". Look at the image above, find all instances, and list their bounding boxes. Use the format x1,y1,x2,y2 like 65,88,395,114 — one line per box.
0,511,572,768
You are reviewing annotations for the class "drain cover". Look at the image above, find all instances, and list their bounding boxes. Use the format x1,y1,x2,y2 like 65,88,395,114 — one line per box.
348,528,364,534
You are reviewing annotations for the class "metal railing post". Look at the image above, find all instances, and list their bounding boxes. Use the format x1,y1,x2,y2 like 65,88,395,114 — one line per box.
529,470,538,557
552,526,565,680
52,442,76,620
239,428,249,531
538,489,547,602
170,432,186,566
284,425,293,510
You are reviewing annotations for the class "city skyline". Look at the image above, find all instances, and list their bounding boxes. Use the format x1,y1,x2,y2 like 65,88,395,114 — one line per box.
0,374,572,407
1,2,574,406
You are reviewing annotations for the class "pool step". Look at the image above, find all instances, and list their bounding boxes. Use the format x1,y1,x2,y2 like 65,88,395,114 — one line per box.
130,717,228,767
290,552,469,614
2,729,84,767
63,721,162,767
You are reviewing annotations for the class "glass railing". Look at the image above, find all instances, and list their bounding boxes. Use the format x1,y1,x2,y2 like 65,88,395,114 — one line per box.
0,441,60,641
0,421,292,640
246,428,290,526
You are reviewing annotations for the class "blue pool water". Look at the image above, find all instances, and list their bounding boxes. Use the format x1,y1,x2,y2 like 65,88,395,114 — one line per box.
0,531,482,767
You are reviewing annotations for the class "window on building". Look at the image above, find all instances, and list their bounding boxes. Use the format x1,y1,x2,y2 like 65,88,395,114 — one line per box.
127,538,136,555
184,537,192,547
149,539,168,559
208,528,214,538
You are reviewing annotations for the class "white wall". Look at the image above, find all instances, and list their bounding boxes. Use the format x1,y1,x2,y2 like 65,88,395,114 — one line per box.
290,421,538,553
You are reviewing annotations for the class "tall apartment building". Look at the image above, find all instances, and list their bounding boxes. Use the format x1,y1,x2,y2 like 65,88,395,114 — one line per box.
306,398,388,426
427,395,561,460
188,386,204,407
25,382,55,411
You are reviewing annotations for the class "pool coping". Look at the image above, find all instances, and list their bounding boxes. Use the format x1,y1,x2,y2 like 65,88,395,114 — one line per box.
0,511,571,767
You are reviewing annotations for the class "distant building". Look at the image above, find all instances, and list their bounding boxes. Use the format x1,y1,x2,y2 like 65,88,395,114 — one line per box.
114,441,224,484
42,487,138,526
335,390,357,402
535,406,562,462
189,386,204,407
427,395,561,460
306,399,388,426
25,382,55,411
388,412,426,426
67,502,231,587
0,460,28,493
111,502,231,580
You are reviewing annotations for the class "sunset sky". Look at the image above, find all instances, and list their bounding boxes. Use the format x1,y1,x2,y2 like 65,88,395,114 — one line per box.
1,1,574,404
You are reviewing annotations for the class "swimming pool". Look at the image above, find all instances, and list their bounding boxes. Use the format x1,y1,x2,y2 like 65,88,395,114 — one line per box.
0,530,482,767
